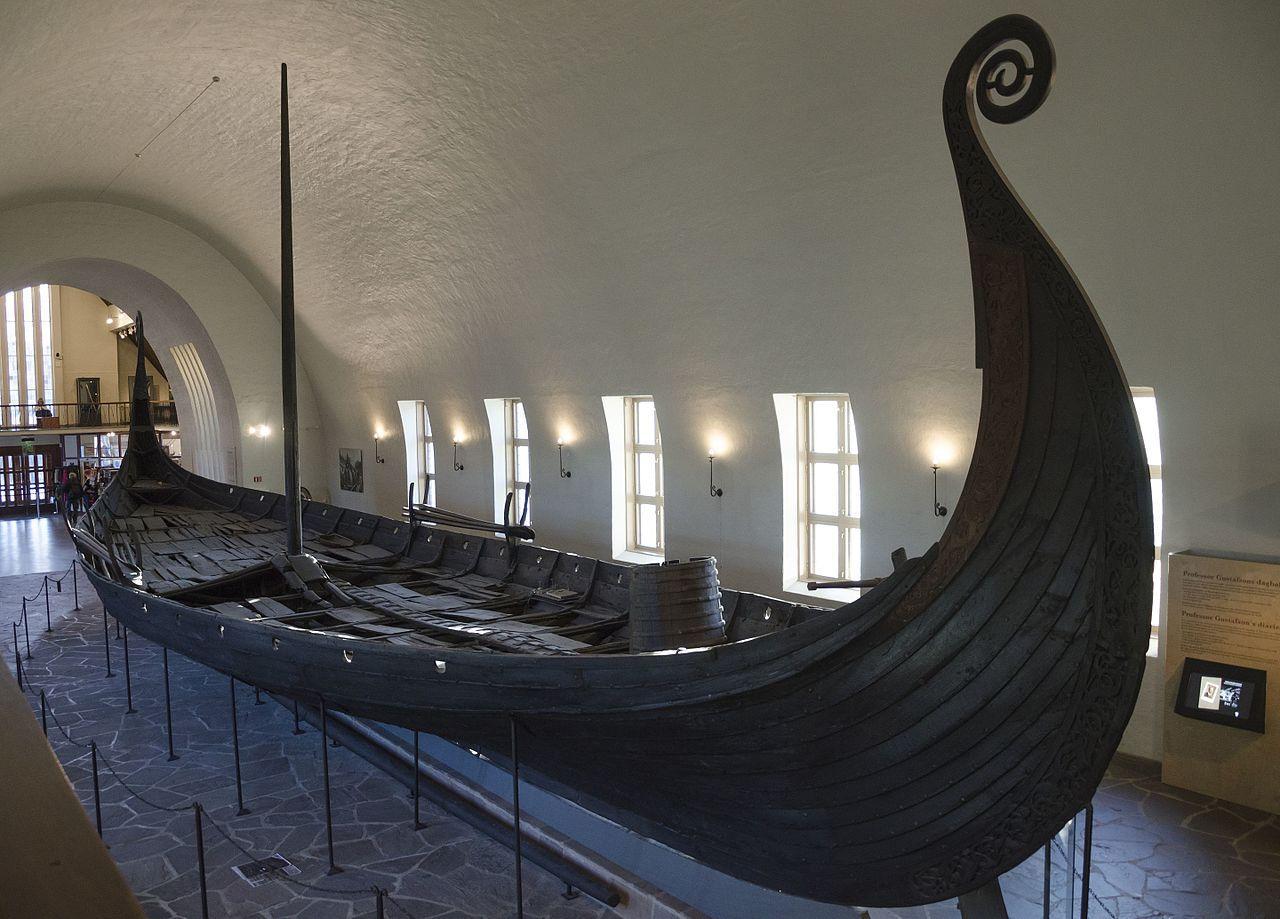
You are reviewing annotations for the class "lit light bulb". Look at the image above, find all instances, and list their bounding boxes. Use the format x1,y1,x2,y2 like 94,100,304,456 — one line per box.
928,439,957,468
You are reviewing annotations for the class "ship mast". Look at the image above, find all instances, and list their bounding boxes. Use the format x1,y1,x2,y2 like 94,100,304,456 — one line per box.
280,63,302,556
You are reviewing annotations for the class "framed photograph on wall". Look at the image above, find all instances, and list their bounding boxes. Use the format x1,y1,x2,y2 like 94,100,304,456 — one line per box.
338,448,364,493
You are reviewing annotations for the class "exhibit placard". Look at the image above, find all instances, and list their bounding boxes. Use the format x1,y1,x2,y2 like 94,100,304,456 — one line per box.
1163,551,1280,813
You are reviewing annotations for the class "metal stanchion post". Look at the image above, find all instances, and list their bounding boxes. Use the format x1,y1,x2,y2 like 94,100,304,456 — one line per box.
292,698,304,735
375,887,385,919
1042,840,1051,919
1067,814,1077,918
230,676,249,815
72,561,80,611
44,577,51,631
511,715,524,919
91,742,103,837
115,619,121,641
163,647,178,761
12,622,22,691
254,685,264,706
122,626,136,714
22,600,31,660
1082,803,1093,919
412,730,423,829
40,690,47,737
320,698,341,874
194,803,210,919
102,608,113,678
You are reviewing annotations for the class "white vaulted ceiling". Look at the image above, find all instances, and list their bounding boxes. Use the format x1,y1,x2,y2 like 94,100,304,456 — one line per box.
2,0,1057,402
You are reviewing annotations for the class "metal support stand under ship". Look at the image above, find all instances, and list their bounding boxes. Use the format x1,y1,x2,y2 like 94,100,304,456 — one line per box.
69,14,1152,909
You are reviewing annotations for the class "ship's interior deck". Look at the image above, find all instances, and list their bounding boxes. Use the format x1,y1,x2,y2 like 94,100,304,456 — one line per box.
81,485,831,657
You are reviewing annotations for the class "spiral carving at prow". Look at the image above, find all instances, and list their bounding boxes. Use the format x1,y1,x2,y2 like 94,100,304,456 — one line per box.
962,15,1055,125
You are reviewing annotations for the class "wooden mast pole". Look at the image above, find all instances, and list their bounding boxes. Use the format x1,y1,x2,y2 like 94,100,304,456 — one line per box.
280,63,302,556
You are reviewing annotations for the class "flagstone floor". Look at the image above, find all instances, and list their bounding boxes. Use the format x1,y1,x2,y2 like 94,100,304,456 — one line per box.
3,524,1279,918
876,752,1280,919
2,568,612,919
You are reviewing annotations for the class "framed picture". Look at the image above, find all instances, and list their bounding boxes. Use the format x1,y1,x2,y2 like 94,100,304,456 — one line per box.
338,448,364,493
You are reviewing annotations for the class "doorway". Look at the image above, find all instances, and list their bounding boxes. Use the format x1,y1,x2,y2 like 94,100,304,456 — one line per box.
0,444,62,516
76,377,101,426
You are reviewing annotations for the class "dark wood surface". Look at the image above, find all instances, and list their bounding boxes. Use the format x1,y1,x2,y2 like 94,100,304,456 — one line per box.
76,15,1151,908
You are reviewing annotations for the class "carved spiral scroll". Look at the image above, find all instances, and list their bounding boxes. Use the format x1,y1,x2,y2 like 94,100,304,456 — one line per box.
971,19,1055,124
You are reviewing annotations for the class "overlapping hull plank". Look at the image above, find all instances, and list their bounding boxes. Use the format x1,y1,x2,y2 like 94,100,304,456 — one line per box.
73,15,1151,907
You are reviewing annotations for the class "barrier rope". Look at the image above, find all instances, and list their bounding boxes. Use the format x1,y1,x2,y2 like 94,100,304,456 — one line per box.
19,559,77,605
16,614,424,918
96,746,191,815
45,702,93,751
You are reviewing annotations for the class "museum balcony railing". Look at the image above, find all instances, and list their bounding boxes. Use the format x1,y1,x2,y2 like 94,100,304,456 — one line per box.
0,401,178,433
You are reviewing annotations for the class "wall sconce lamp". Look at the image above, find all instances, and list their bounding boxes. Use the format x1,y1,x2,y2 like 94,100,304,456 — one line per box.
557,439,571,478
932,464,948,517
709,453,724,498
452,441,464,471
249,424,271,439
373,429,386,464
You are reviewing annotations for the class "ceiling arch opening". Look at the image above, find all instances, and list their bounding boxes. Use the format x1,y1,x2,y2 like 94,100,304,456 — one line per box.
0,259,240,484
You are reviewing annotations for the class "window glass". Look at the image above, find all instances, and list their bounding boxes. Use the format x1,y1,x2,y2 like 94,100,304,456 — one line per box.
809,399,839,453
810,462,839,516
636,399,657,446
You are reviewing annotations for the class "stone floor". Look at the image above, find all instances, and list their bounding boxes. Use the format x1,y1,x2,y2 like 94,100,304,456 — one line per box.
875,753,1280,919
2,569,612,919
3,539,1280,917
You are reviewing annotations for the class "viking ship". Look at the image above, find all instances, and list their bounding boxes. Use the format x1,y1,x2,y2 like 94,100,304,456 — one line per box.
70,15,1151,908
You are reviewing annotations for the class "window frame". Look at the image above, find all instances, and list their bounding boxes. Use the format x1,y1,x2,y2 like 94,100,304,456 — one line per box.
797,393,861,588
422,407,436,507
624,396,664,556
396,399,437,509
504,398,531,525
1,284,59,426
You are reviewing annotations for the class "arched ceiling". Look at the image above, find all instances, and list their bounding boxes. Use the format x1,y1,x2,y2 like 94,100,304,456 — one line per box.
0,0,1015,404
1,0,1276,452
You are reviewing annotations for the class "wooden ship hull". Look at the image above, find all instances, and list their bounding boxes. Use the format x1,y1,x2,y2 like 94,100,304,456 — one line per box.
71,15,1151,908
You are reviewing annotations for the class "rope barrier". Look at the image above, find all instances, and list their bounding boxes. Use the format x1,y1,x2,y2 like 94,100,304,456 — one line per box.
17,616,423,918
46,703,93,751
10,559,78,612
96,747,191,815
